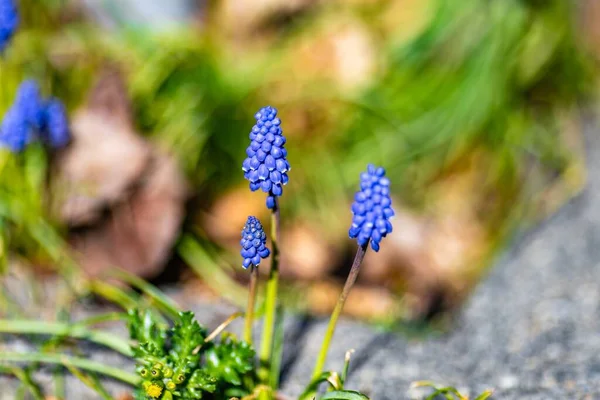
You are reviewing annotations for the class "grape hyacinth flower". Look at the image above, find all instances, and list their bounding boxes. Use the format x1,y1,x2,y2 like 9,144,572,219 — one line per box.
240,216,270,269
0,104,28,152
0,0,18,53
41,98,70,148
15,80,44,130
310,164,394,386
0,81,43,152
0,80,70,152
348,164,394,252
241,216,270,346
242,106,290,210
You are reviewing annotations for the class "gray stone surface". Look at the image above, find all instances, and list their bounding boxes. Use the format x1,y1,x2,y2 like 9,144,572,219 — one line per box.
3,119,600,399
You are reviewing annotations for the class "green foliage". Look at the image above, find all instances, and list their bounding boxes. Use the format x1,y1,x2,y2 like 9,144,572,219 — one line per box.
300,350,371,400
204,333,255,387
128,310,256,400
320,391,369,400
0,145,69,271
412,381,494,400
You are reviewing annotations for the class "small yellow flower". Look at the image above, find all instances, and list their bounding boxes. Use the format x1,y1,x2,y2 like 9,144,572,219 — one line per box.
145,383,163,398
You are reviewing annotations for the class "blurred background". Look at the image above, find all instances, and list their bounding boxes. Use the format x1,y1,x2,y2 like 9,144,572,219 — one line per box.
1,0,598,327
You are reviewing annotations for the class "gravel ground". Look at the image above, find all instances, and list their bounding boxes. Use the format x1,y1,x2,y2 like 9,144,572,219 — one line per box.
2,119,600,399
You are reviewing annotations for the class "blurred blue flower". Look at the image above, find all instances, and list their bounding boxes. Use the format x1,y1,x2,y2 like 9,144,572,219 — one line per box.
0,81,70,152
15,80,44,129
0,81,43,152
348,164,394,252
0,105,29,152
242,106,290,209
0,0,18,52
41,98,70,148
240,216,270,269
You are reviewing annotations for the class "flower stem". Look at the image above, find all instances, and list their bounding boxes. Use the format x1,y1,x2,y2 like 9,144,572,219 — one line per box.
311,242,368,379
0,352,140,386
0,319,133,357
259,197,281,385
244,265,259,345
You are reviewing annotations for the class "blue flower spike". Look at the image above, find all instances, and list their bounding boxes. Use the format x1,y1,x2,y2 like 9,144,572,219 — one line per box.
41,98,70,148
0,104,28,152
348,164,394,252
242,106,290,209
0,80,42,152
0,80,70,153
0,0,19,53
15,80,44,129
240,216,270,269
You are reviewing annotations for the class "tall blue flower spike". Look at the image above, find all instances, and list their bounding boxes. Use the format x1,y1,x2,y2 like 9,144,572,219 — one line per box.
41,98,70,148
0,81,43,152
0,0,18,53
0,104,28,152
348,164,394,252
240,216,271,269
242,106,290,209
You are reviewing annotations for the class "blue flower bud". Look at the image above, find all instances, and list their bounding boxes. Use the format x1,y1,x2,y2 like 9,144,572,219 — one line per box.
242,106,290,209
240,216,270,268
348,164,394,252
0,0,18,52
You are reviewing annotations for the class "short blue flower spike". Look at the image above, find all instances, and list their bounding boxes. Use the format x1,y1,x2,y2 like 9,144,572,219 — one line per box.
15,80,44,129
0,0,19,53
41,98,70,148
240,216,270,269
242,106,290,209
348,164,394,252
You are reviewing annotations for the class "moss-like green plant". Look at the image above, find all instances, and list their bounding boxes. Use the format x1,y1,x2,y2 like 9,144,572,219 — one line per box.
128,310,256,399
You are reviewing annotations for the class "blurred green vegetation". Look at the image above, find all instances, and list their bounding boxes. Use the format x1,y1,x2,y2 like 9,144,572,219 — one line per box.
0,0,596,320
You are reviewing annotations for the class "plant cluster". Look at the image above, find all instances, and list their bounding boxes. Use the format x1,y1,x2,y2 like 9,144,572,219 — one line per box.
129,310,255,399
124,105,388,399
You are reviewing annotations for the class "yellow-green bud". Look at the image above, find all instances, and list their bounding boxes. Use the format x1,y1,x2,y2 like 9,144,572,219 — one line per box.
166,381,177,391
153,362,163,370
150,368,163,379
163,368,173,378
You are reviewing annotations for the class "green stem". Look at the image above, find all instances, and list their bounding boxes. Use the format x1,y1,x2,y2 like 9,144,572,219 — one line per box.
311,242,368,380
0,320,133,357
244,265,259,345
0,352,140,386
259,198,281,385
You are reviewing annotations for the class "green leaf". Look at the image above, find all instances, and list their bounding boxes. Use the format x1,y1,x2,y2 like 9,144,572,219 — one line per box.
204,334,255,388
108,268,180,320
169,311,207,368
299,371,343,400
0,365,44,400
127,309,167,359
182,369,217,399
474,390,494,400
319,390,370,400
